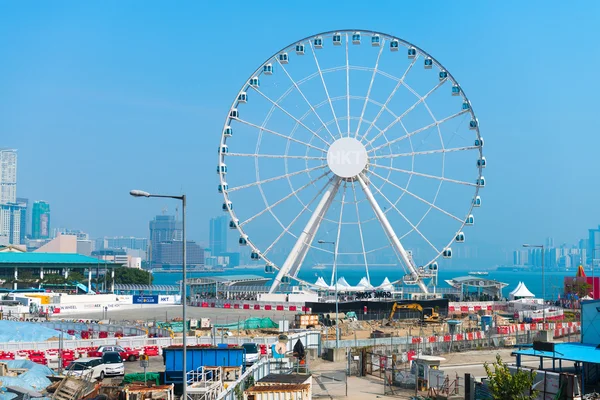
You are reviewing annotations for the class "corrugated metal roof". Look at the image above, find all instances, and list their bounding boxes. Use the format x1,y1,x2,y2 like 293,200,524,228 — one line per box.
512,343,600,364
0,253,115,265
258,374,311,384
246,384,310,393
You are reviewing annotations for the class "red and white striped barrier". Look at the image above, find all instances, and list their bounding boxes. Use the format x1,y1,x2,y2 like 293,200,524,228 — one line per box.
195,301,311,313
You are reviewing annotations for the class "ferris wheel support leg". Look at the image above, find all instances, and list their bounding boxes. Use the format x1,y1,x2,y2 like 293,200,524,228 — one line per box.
268,178,342,294
356,174,429,294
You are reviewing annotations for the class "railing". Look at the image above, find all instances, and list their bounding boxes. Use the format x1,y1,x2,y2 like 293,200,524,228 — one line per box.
216,358,293,400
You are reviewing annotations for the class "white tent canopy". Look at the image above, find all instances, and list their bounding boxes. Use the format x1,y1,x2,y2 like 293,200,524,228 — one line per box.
357,277,374,289
509,281,535,299
336,277,351,288
314,277,329,288
378,277,394,291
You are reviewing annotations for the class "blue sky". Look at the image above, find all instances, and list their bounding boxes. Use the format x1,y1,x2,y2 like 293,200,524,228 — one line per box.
1,1,599,260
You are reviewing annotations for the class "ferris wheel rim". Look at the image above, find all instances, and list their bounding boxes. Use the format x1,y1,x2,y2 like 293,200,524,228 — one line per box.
217,29,484,290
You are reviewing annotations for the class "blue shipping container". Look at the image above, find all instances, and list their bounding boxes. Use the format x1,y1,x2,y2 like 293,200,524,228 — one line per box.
163,347,246,383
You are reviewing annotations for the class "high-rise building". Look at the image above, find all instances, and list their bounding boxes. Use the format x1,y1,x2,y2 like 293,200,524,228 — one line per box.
209,216,228,257
546,237,555,248
32,201,51,239
102,236,148,251
16,197,28,242
590,226,600,266
155,240,204,266
0,149,17,205
149,215,182,266
0,203,24,245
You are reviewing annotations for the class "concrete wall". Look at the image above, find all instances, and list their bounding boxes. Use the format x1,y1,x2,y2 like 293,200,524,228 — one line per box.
581,299,600,344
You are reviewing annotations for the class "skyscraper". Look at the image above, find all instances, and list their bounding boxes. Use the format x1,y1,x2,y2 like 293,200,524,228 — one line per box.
32,201,51,239
149,215,182,266
16,197,28,242
589,225,600,266
0,203,24,245
209,216,228,257
0,149,17,205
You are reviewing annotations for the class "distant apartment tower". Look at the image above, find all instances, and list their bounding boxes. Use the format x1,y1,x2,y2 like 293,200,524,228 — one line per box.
0,203,24,245
16,197,28,242
0,149,17,204
209,216,228,257
32,201,51,239
155,240,204,266
149,215,182,266
104,236,148,251
589,226,600,266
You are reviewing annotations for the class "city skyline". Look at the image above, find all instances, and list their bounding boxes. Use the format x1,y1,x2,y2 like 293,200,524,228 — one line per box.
1,3,599,265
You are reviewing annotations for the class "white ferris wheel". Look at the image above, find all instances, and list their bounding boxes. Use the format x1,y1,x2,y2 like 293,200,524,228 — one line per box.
217,30,485,294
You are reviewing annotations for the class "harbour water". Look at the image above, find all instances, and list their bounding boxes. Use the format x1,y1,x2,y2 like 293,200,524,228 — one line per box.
152,265,578,301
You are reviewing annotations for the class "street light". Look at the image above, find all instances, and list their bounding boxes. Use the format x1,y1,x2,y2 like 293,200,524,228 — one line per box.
131,190,188,399
318,240,339,348
523,244,545,324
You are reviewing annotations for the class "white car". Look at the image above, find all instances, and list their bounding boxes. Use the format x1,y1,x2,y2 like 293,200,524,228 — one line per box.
66,353,124,380
66,358,105,379
242,343,260,365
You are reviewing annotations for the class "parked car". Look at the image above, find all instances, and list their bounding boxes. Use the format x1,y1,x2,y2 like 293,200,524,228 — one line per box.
88,345,140,361
99,352,125,378
66,354,124,379
242,343,259,365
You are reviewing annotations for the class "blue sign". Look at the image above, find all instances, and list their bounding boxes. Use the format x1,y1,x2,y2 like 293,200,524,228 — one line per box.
133,295,159,304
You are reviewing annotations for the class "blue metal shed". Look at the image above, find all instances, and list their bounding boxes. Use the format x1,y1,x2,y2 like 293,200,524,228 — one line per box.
163,346,245,383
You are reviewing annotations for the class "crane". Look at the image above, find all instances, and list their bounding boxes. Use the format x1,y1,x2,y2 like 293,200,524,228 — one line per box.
386,303,441,324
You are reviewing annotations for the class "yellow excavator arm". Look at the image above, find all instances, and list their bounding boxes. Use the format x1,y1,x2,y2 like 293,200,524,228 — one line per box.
388,303,424,321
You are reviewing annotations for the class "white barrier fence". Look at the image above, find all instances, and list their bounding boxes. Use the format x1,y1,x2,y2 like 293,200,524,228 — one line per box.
0,331,322,353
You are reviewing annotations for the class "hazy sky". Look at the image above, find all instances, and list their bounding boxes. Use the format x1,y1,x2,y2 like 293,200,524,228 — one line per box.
1,1,599,255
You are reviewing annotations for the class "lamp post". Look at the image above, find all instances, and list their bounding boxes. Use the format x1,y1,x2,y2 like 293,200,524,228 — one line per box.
318,240,338,348
131,190,187,399
523,244,545,324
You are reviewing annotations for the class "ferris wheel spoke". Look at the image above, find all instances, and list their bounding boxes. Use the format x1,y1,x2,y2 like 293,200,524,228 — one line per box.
269,177,342,293
228,164,327,193
364,78,447,147
309,41,343,136
356,174,429,293
351,181,370,283
355,38,385,139
368,178,440,254
369,169,464,223
228,153,326,161
235,118,327,153
262,176,334,256
276,59,337,141
360,56,419,141
369,163,477,187
345,33,351,137
330,183,347,286
240,170,330,227
371,145,479,160
369,108,469,154
250,87,331,146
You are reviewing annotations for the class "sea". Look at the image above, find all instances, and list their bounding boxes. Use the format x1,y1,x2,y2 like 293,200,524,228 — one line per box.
152,265,577,301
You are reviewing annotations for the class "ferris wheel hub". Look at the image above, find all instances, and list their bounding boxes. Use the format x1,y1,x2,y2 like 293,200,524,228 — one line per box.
326,137,368,179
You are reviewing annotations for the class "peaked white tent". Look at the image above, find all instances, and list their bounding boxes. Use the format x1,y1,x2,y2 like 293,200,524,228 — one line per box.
314,277,329,288
356,277,374,289
509,282,535,300
378,277,394,291
336,277,351,289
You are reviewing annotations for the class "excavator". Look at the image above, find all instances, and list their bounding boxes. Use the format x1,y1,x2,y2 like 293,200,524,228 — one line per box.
385,303,441,325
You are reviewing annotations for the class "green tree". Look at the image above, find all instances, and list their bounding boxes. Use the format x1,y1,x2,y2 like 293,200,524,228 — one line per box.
565,279,592,298
484,354,537,400
113,267,153,285
42,274,67,284
67,271,86,283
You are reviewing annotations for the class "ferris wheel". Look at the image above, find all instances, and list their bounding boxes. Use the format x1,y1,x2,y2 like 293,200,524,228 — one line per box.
217,30,485,294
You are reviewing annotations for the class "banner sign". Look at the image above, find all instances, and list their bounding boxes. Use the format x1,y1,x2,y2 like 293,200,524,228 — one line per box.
133,295,159,304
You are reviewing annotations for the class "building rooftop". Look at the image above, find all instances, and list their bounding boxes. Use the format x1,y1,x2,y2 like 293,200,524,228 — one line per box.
512,342,600,364
188,274,270,287
0,252,116,267
257,374,311,384
445,276,508,288
246,384,310,393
